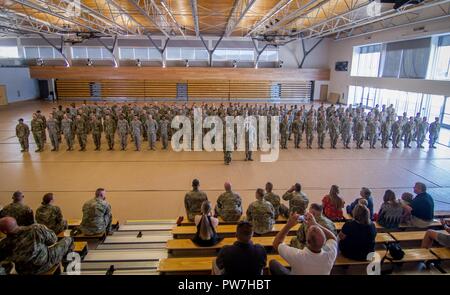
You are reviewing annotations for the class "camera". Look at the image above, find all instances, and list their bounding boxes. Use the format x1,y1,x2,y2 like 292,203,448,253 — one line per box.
297,215,305,222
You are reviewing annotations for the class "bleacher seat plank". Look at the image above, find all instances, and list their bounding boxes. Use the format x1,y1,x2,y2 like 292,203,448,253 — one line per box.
83,249,167,262
385,248,438,263
179,216,287,226
73,241,88,258
390,230,446,242
429,247,450,260
57,230,105,241
167,233,394,256
103,235,172,244
118,224,174,232
126,219,176,225
81,260,159,271
68,218,119,229
172,223,300,239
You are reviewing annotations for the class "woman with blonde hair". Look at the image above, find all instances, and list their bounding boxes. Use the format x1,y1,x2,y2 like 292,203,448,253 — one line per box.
338,204,377,261
322,185,345,221
192,201,221,247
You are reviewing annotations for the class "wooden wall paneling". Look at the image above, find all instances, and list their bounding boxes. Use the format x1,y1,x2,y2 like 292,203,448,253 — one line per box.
100,80,145,98
145,80,179,99
279,82,312,101
229,81,271,99
187,80,230,99
56,80,92,99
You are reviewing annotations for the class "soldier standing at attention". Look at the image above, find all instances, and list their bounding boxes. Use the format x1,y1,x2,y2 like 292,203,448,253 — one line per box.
292,115,302,149
15,118,30,152
0,217,74,275
380,117,391,148
355,116,365,149
35,193,67,234
90,114,103,151
31,113,45,152
429,117,440,149
80,188,113,235
215,182,243,222
159,116,170,150
316,112,327,149
74,114,87,151
341,114,352,149
281,183,309,218
246,188,275,235
103,114,116,151
61,114,74,151
46,113,60,151
416,117,429,149
280,115,288,149
146,114,158,150
0,191,34,226
36,110,47,144
403,117,414,148
184,179,208,222
391,116,402,148
264,182,281,219
305,112,315,149
328,115,339,149
131,115,143,151
366,118,378,149
117,115,130,151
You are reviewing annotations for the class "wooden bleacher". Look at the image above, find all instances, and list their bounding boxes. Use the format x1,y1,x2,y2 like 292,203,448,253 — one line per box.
178,216,288,226
68,218,120,229
73,241,89,258
57,229,105,241
166,233,395,257
390,230,447,243
158,248,445,275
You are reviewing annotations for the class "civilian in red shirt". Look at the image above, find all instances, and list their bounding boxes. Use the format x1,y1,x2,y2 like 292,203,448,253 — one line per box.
322,185,345,221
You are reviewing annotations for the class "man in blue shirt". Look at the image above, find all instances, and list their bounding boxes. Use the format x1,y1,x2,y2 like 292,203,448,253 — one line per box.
406,182,434,228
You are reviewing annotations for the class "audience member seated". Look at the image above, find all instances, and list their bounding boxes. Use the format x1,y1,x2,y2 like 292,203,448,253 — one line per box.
80,188,113,235
214,182,243,222
0,191,34,226
35,193,67,234
290,203,337,249
192,201,221,247
421,219,450,248
322,185,345,221
246,188,275,235
184,179,208,222
400,192,414,223
377,190,403,229
269,212,338,275
339,204,377,261
212,221,267,275
281,183,309,218
346,187,374,220
0,217,73,275
264,182,281,219
404,182,435,228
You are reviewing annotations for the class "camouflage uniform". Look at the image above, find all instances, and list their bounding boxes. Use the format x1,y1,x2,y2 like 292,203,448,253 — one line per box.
0,202,34,226
215,191,243,222
429,120,440,148
117,118,130,150
80,197,112,235
103,117,116,150
281,191,309,218
131,119,143,151
416,120,429,148
184,189,208,222
35,203,67,234
280,118,288,149
160,119,170,149
391,119,402,148
402,119,414,148
246,199,275,235
91,117,103,150
292,117,302,148
74,117,87,151
145,117,158,150
61,118,74,150
316,114,327,149
290,214,336,249
264,192,281,219
305,115,315,149
328,116,339,149
341,116,352,149
367,119,379,149
46,118,60,151
380,119,391,148
355,118,366,149
31,117,45,152
0,224,73,275
16,122,30,152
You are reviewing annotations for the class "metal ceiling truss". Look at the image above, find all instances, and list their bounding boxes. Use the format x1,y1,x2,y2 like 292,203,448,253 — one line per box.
224,0,257,37
190,0,200,37
336,1,450,40
97,35,119,67
9,0,126,36
0,7,66,35
39,33,70,66
200,34,224,67
246,0,294,36
147,34,169,66
296,0,450,39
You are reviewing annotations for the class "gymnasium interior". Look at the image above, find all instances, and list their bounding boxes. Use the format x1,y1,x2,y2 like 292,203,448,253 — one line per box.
0,0,450,276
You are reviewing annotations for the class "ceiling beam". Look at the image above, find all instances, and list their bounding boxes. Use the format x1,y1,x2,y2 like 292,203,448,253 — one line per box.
190,0,200,37
224,0,257,37
246,0,294,36
127,0,172,37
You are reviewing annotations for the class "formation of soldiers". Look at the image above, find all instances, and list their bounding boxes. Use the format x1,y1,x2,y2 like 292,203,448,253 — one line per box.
185,180,309,235
16,102,442,164
0,189,112,275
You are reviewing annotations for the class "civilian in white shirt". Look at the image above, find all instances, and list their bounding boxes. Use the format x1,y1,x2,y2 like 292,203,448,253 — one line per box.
269,212,338,275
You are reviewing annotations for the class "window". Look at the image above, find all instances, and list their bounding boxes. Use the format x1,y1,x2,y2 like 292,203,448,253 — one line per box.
433,35,450,80
351,44,381,77
24,46,57,59
0,46,19,58
71,47,111,59
166,48,209,60
119,47,161,60
381,38,431,79
259,50,278,62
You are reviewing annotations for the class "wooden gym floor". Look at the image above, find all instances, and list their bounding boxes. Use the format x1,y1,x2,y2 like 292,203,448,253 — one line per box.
1,100,450,222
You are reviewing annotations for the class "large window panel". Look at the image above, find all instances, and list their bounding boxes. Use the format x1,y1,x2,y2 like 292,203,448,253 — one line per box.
87,47,102,59
400,47,430,79
24,47,39,59
0,46,19,58
134,48,149,60
433,35,450,80
39,47,54,58
119,48,134,59
381,50,402,78
149,48,161,60
180,48,195,60
72,47,87,59
352,44,381,77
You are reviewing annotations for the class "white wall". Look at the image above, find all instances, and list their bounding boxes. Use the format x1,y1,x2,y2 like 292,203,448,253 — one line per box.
328,18,450,104
279,38,330,69
0,67,39,103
